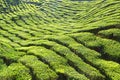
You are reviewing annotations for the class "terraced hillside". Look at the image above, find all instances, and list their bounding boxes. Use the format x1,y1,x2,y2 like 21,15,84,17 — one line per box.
0,0,120,80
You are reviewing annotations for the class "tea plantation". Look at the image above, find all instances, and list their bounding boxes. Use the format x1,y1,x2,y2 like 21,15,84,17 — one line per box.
0,0,120,80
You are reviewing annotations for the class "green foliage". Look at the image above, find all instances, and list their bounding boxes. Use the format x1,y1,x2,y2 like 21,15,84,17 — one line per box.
0,0,120,80
98,28,120,41
69,32,120,62
6,0,20,5
0,63,32,80
0,59,7,71
0,41,25,62
18,55,58,80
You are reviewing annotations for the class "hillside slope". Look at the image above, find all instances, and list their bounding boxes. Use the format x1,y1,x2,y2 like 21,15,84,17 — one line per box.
0,0,120,80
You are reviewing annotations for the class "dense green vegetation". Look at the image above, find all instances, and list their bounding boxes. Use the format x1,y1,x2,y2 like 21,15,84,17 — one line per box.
0,0,120,80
